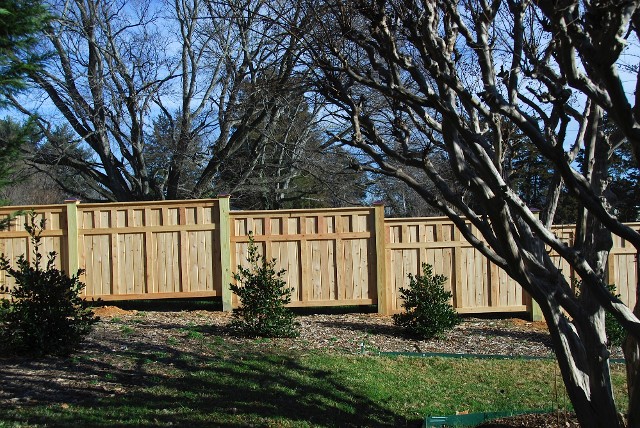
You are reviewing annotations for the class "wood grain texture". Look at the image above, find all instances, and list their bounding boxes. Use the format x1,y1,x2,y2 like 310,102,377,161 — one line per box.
73,200,221,299
383,218,640,315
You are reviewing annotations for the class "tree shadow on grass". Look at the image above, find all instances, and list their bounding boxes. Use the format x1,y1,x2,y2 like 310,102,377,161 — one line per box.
0,332,418,427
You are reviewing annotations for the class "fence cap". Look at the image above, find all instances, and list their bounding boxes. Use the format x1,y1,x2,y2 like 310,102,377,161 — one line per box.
372,200,385,206
65,199,81,204
217,194,231,198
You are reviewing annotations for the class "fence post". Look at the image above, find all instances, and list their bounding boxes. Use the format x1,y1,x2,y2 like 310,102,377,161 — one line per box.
527,208,543,321
218,196,233,312
527,295,543,322
373,202,390,315
65,199,80,276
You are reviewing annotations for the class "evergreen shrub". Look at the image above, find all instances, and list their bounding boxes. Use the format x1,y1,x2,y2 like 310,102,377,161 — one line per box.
0,214,98,356
393,263,460,339
229,234,298,338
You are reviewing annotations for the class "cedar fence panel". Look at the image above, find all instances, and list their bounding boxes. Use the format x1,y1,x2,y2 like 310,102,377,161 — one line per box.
230,207,378,308
76,199,225,300
0,199,226,301
384,217,525,314
385,218,639,315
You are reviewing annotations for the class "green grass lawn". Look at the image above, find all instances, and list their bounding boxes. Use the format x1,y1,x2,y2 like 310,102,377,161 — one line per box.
0,344,628,427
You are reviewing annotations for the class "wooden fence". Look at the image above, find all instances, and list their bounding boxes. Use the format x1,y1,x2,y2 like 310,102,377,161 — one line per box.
384,217,526,314
0,198,637,318
0,199,229,303
75,199,227,301
230,206,381,308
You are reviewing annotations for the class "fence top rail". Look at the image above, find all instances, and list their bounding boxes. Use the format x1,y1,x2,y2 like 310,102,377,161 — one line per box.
0,204,67,214
231,206,375,217
79,198,220,210
385,217,640,230
386,216,453,223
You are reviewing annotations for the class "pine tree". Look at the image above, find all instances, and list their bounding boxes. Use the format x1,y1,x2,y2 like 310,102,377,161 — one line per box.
0,0,48,103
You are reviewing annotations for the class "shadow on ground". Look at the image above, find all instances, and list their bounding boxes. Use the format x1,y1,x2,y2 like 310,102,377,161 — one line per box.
0,321,417,427
316,320,401,337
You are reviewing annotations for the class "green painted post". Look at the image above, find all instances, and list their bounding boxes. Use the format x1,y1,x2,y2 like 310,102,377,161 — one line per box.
218,196,233,312
65,199,80,276
528,296,544,322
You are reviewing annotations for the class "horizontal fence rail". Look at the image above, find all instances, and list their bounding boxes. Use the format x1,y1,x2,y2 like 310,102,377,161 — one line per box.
0,199,637,318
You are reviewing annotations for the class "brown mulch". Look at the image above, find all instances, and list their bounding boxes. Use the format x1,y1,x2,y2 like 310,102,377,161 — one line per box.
89,307,561,358
0,307,625,427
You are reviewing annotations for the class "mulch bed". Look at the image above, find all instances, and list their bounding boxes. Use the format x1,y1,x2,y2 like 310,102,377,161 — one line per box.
0,307,625,427
476,411,580,427
88,307,558,357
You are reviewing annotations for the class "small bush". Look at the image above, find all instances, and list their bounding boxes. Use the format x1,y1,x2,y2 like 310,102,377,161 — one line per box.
229,234,298,338
393,263,460,339
605,307,626,347
0,214,98,356
574,279,625,347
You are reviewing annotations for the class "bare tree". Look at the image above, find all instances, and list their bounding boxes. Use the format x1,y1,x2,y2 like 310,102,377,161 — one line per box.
7,0,171,200
214,92,368,209
298,0,640,426
157,0,308,199
8,0,308,201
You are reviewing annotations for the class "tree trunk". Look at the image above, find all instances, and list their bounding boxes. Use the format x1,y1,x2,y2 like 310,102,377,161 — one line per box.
540,296,621,428
624,273,640,426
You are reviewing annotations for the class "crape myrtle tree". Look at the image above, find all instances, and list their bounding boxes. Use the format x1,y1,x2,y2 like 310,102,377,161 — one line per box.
7,0,309,201
368,153,455,217
297,0,640,426
592,124,640,222
506,138,581,224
